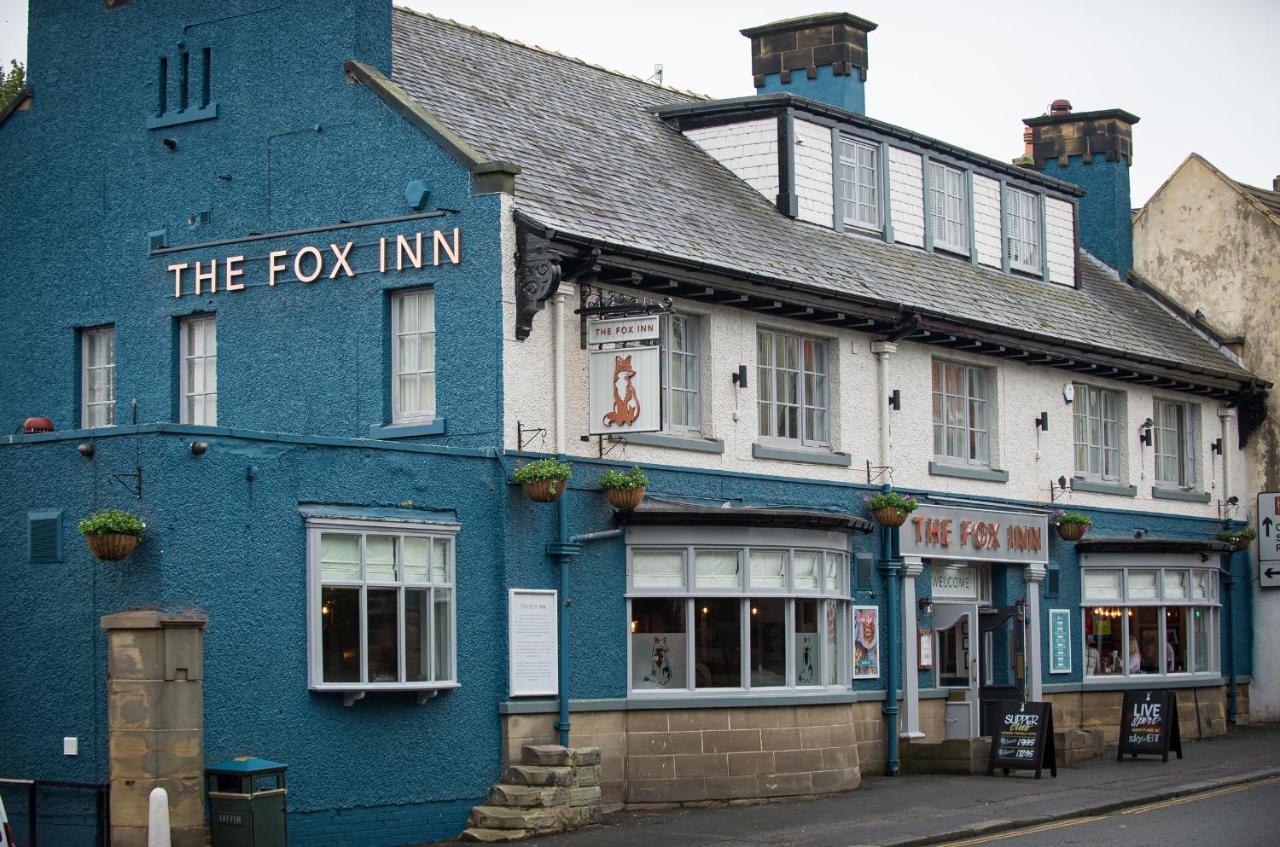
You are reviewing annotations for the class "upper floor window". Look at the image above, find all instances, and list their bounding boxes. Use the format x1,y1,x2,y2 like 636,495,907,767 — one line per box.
757,329,829,447
1005,187,1041,272
932,360,991,465
82,326,116,429
928,162,968,254
1153,399,1197,489
1074,385,1121,480
661,314,701,433
839,137,881,232
391,289,436,424
180,315,217,425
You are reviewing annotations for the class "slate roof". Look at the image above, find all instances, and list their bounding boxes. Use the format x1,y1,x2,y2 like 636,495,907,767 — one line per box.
1239,181,1280,222
389,9,1255,385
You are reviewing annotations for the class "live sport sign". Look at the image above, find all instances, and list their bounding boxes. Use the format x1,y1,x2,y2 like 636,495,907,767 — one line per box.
899,505,1048,565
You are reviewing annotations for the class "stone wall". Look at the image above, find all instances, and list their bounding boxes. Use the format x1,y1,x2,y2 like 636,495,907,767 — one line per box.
1045,683,1239,745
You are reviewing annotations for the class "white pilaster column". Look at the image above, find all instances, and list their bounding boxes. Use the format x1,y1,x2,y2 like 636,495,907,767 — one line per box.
1025,565,1046,702
870,340,897,470
1218,407,1237,505
902,556,924,738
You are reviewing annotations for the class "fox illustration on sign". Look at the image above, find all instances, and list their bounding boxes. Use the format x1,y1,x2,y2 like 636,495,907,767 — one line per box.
602,354,641,427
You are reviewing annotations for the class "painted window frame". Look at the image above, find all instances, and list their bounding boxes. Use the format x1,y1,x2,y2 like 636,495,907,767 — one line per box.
660,313,701,434
179,314,217,426
931,359,993,467
390,288,437,425
1073,384,1123,482
306,517,460,695
838,135,882,232
756,328,831,448
627,542,850,696
81,325,117,429
1005,186,1042,273
1153,398,1199,490
1081,566,1220,680
928,161,969,255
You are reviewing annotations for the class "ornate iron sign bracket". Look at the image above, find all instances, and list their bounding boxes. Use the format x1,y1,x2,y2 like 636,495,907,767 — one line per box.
576,284,672,349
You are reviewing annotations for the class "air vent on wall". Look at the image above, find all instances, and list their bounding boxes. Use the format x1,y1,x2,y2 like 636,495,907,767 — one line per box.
28,510,63,564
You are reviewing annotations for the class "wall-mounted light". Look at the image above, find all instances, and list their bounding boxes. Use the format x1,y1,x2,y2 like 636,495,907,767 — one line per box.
1035,411,1049,432
190,441,208,456
77,443,95,459
731,365,749,389
1138,418,1154,446
888,389,901,411
917,596,933,617
1211,438,1223,455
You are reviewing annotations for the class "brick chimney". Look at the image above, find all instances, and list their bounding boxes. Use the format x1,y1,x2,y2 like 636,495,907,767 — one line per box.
1023,102,1140,277
741,13,878,114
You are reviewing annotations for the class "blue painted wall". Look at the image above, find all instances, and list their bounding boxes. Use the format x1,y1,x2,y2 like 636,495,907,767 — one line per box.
756,64,865,114
1040,155,1133,277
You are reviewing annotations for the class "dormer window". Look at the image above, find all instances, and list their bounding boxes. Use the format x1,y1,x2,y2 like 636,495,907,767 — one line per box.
928,162,968,255
1005,187,1042,273
838,137,881,232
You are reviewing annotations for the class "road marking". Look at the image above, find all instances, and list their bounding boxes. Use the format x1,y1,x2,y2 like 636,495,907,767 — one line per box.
926,817,1108,847
1119,775,1280,815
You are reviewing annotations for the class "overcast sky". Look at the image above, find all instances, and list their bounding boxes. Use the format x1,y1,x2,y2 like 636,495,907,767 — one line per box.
2,1,1276,204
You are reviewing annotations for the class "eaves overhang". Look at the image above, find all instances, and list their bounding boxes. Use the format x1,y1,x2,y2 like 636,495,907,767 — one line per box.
1077,537,1233,556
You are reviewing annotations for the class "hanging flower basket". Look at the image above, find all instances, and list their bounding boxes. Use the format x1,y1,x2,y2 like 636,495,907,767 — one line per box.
600,467,649,512
1218,528,1256,552
872,507,909,528
1056,522,1088,542
864,490,919,528
78,509,145,561
1051,510,1092,542
513,458,572,504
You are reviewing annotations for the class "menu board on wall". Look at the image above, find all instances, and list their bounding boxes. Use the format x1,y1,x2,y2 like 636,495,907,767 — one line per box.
987,701,1057,779
1117,689,1183,762
508,589,558,698
1048,609,1072,674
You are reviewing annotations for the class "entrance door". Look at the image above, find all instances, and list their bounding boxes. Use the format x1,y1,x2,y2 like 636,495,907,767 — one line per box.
933,603,979,739
978,606,1027,735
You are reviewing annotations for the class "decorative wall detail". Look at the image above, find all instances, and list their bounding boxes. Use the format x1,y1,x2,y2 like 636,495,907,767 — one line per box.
515,228,562,341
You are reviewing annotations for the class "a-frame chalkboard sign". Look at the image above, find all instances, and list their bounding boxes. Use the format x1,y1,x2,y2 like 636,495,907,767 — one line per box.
1117,689,1182,762
987,700,1057,778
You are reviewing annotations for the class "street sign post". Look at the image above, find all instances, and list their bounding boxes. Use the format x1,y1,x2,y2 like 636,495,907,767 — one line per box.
1258,492,1280,589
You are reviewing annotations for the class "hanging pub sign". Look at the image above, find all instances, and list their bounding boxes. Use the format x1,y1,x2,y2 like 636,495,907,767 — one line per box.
588,346,660,435
586,315,661,345
1117,689,1182,762
899,505,1048,565
987,700,1057,778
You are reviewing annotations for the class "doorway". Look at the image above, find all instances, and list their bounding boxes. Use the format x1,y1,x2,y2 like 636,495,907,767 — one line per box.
933,603,979,739
978,605,1027,735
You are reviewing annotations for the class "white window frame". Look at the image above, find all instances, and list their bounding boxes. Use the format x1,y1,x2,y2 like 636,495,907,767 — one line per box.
1081,565,1220,681
1073,384,1122,481
306,517,460,696
1005,186,1041,273
390,288,437,425
757,328,830,448
932,359,993,466
81,325,116,429
179,314,217,426
929,161,968,254
1153,398,1198,490
627,542,850,696
660,313,701,434
838,136,881,232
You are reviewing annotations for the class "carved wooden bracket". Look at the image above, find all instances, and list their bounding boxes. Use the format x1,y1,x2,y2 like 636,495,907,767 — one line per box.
515,228,562,341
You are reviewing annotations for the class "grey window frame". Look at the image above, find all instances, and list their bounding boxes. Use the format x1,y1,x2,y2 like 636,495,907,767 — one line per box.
1073,384,1122,481
928,161,968,254
838,136,882,232
931,359,992,466
390,288,437,425
660,313,701,434
179,314,217,426
1005,186,1042,273
757,328,830,448
81,325,117,429
1153,398,1198,489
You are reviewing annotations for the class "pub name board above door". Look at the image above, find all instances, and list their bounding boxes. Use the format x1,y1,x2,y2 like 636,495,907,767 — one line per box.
899,505,1048,565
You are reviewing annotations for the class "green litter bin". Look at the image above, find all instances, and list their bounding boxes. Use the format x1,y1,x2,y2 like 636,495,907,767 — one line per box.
207,756,288,847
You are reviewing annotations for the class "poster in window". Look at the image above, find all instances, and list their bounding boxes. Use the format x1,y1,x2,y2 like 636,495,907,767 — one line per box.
852,606,880,679
631,633,687,689
795,632,819,685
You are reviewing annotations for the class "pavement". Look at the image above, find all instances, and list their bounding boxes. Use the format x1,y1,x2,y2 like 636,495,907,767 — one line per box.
497,724,1280,847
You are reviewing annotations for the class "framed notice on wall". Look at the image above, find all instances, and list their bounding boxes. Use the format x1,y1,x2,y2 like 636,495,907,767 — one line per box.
508,589,558,697
1048,609,1072,675
918,630,934,670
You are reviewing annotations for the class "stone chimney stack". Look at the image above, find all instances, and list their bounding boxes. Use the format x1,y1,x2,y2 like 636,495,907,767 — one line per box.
742,13,878,114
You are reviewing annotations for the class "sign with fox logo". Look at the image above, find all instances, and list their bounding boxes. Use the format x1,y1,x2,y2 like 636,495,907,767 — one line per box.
589,346,660,435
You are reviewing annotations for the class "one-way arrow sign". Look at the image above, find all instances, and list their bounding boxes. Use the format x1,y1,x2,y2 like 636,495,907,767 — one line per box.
1260,493,1280,589
1264,516,1274,538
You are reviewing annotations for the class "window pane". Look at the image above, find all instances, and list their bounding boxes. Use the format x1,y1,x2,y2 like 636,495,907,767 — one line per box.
432,537,450,584
1082,570,1121,601
320,534,360,581
404,537,429,584
694,598,741,688
365,535,398,581
433,592,452,681
793,551,820,590
1192,607,1212,672
405,589,430,682
1129,570,1158,600
824,552,843,593
1165,606,1188,673
631,598,687,690
1192,570,1211,600
1085,606,1124,676
1133,606,1159,674
366,588,399,683
825,601,841,685
795,598,820,686
695,550,740,588
749,598,786,687
633,549,685,589
321,586,360,683
749,550,786,589
1163,570,1188,600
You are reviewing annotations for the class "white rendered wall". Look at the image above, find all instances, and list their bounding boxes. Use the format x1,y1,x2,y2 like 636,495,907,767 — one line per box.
888,147,925,247
794,119,834,226
972,175,1003,268
684,119,779,204
1045,197,1077,285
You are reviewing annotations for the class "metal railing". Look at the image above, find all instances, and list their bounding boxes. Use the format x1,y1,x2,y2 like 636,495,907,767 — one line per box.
0,778,108,847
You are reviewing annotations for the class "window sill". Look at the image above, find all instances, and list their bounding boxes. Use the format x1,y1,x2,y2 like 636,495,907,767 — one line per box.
928,461,1009,483
1151,487,1211,504
752,443,851,467
146,103,218,130
311,681,459,706
1072,477,1137,497
1044,675,1225,694
615,431,724,454
369,418,446,439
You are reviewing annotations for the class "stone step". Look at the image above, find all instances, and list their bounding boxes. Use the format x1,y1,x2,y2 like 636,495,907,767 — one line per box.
522,744,603,767
503,764,574,786
488,783,569,808
468,805,562,832
459,827,531,843
568,785,602,807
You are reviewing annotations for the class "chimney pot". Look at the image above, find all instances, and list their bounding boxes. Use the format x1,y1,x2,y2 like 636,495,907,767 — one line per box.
1273,175,1279,192
1050,98,1073,116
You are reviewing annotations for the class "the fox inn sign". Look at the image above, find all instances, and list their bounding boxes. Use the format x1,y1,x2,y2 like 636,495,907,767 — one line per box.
587,316,661,435
899,505,1049,565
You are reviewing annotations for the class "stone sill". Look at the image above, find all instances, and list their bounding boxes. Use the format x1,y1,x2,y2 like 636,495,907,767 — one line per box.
1151,487,1211,504
146,103,218,130
928,460,1009,483
1044,676,1227,694
752,442,851,467
369,418,447,439
615,432,725,454
1071,477,1137,497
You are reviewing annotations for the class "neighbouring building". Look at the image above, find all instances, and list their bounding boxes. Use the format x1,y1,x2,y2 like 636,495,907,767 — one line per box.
0,4,1266,846
1132,153,1280,719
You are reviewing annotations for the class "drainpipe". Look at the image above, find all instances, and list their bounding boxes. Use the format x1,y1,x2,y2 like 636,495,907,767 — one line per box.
549,291,575,747
1222,554,1238,725
878,484,901,776
871,341,897,469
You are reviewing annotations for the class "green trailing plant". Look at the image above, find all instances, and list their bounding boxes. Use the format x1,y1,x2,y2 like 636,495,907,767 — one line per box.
1050,510,1092,528
599,466,648,491
78,509,145,537
864,491,920,513
513,457,572,491
1218,528,1257,542
0,60,25,114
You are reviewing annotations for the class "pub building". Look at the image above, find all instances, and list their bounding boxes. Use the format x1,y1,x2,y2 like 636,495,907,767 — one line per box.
0,3,1265,845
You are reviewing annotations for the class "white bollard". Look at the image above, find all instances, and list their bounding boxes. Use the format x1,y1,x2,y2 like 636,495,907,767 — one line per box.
147,786,172,847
